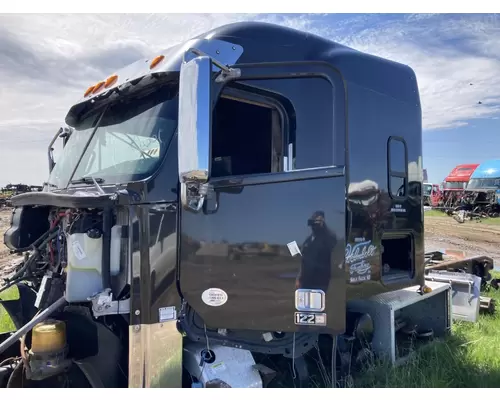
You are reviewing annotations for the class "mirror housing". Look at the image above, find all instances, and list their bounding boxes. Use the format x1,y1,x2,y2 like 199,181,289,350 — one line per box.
177,55,213,212
178,55,212,186
177,51,242,212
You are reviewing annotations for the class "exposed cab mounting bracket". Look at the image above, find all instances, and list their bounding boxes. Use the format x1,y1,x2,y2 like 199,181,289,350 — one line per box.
89,289,130,317
181,182,215,213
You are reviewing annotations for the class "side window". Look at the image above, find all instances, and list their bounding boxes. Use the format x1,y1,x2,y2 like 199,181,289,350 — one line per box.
210,76,334,178
387,137,408,198
210,93,280,178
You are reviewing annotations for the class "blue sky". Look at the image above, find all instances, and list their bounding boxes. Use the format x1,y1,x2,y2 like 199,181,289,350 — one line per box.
424,117,500,183
0,13,498,185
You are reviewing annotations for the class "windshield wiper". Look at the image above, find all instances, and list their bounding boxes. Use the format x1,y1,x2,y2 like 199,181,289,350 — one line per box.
70,176,105,185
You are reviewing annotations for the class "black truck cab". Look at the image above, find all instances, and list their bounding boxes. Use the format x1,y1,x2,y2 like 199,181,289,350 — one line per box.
3,21,424,388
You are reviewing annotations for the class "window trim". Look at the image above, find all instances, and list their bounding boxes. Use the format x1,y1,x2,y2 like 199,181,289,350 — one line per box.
387,135,409,200
209,61,346,188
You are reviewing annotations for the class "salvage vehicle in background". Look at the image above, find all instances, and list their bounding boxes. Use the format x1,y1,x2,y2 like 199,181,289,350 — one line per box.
423,183,441,207
439,164,479,210
460,159,500,217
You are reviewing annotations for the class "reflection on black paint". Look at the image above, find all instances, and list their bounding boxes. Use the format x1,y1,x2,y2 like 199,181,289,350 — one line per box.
296,211,337,293
148,206,180,313
179,176,347,333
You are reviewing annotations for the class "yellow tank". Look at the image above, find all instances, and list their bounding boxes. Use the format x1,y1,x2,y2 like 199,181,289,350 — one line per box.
30,319,67,353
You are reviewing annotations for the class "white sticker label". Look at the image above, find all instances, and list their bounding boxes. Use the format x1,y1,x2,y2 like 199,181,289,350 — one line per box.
34,275,49,309
159,306,177,322
71,240,86,260
287,241,302,257
201,288,228,307
262,332,273,342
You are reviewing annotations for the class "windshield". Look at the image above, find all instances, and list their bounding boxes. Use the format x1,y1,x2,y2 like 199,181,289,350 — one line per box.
443,181,466,190
423,184,432,195
467,178,500,190
47,79,179,189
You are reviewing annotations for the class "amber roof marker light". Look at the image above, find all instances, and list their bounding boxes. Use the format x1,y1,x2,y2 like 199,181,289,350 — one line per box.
150,55,165,70
105,74,118,88
83,85,95,97
92,81,105,94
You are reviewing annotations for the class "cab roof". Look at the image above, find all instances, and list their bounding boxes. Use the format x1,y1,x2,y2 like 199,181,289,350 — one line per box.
66,21,419,126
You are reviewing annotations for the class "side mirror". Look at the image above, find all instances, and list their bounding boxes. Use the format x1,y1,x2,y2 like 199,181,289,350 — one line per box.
48,126,72,173
177,55,213,211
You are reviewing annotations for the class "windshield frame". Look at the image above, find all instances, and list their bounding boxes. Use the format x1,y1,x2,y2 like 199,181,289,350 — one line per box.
47,77,179,190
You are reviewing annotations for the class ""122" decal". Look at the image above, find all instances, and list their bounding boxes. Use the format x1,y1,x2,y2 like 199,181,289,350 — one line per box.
294,312,327,326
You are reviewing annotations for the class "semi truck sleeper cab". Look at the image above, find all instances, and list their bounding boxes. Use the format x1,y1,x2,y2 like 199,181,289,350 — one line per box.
0,21,429,388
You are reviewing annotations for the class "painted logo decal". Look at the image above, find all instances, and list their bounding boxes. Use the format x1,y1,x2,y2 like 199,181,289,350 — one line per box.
346,238,377,283
345,240,377,264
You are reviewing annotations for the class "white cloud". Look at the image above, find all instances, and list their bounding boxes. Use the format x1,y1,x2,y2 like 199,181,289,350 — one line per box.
335,14,500,130
0,13,499,185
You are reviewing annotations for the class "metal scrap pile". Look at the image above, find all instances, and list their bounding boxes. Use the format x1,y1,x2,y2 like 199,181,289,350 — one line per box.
440,189,500,221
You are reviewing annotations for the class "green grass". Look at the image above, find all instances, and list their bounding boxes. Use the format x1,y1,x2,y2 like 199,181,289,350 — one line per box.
425,209,447,218
354,276,500,388
425,209,500,225
0,285,19,334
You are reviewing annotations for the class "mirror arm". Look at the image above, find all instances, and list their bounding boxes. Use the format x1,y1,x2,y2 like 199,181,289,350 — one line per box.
47,127,63,173
184,47,241,84
215,68,241,84
47,126,74,173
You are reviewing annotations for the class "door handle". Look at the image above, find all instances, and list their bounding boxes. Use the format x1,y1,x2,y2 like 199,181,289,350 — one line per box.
203,189,220,215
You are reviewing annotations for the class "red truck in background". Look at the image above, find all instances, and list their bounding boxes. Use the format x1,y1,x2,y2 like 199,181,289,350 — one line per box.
439,163,479,208
443,164,479,190
423,182,441,207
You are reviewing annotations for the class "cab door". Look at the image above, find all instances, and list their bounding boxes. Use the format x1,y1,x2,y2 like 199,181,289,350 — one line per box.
178,62,347,335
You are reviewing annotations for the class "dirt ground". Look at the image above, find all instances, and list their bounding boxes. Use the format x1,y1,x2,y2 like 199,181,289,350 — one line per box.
0,208,21,279
424,214,500,266
0,208,12,259
1,208,500,276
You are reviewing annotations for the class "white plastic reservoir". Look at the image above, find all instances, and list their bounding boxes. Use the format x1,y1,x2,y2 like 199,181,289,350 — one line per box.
65,225,122,303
